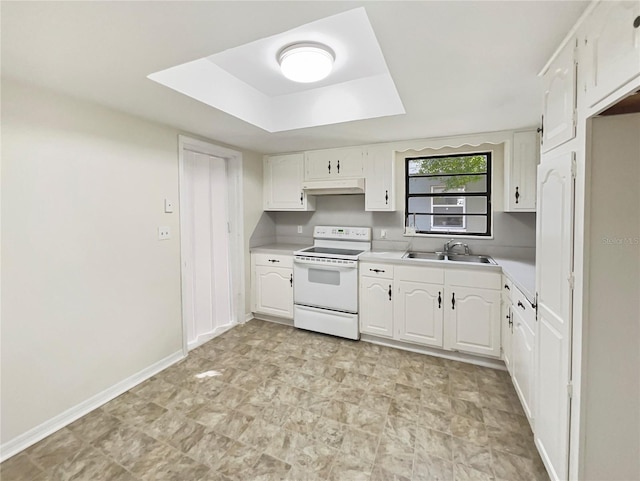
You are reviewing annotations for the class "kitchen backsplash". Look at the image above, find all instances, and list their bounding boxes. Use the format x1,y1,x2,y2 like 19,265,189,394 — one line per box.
251,195,536,260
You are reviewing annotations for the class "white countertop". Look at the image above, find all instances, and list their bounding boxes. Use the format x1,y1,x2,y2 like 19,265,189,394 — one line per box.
251,244,536,303
250,243,307,255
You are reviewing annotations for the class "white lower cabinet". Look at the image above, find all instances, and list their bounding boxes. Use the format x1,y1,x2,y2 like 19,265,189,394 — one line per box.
395,280,444,348
501,279,514,374
251,253,294,320
359,275,394,338
444,286,501,357
359,263,500,358
511,306,535,421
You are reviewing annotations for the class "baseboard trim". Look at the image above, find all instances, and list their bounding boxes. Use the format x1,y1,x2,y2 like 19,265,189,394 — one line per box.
187,324,234,351
252,313,294,327
360,334,506,370
0,349,185,462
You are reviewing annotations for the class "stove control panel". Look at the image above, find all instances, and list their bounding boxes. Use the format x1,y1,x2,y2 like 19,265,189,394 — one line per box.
313,226,371,241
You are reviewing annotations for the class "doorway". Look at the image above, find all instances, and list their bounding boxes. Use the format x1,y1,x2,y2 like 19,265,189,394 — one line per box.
178,136,244,353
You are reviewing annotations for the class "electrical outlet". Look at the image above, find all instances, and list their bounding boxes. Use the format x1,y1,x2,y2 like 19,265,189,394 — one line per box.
297,225,303,234
380,229,387,239
158,226,171,240
164,199,174,213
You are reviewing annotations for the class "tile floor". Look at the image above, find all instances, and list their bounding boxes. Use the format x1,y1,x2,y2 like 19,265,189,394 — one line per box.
1,319,549,481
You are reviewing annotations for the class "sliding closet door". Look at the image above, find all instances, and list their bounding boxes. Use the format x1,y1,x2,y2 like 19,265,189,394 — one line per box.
182,150,232,349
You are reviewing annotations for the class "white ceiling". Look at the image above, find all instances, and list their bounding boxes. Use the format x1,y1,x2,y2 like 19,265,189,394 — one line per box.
148,8,405,132
1,1,589,155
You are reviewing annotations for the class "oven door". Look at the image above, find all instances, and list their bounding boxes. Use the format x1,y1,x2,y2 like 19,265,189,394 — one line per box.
293,257,358,313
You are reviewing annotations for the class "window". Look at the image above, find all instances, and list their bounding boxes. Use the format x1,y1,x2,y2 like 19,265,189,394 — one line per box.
405,152,492,236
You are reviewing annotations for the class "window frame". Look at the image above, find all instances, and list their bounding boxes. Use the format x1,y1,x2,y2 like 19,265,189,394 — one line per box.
405,151,493,237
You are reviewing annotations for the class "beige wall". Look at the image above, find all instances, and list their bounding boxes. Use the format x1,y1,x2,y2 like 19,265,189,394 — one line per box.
0,79,263,446
241,150,263,317
582,113,640,481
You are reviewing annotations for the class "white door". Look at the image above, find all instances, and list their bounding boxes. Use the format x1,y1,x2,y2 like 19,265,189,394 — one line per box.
360,276,393,338
534,153,575,481
254,266,293,319
505,131,539,211
182,150,232,350
445,287,501,357
395,280,443,347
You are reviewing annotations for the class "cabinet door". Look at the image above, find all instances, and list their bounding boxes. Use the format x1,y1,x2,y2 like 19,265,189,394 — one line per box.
534,152,575,481
365,146,395,211
359,276,393,338
445,287,501,357
505,131,538,212
305,147,364,180
264,154,314,211
584,1,640,107
511,308,535,421
501,295,513,374
395,280,444,348
253,266,293,319
541,40,576,153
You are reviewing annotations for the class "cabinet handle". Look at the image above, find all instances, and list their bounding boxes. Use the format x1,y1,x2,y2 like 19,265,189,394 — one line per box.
300,192,303,205
290,274,293,287
538,116,544,143
515,186,520,204
508,310,513,331
388,285,392,301
385,190,389,204
452,292,456,310
268,259,280,263
370,268,385,273
504,284,510,290
337,160,340,173
328,161,331,174
517,300,526,310
438,291,442,309
634,16,640,28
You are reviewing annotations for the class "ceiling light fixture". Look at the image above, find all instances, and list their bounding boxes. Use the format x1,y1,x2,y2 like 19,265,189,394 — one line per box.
278,42,335,83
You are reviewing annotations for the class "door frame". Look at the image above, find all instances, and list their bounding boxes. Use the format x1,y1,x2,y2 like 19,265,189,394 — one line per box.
178,135,245,356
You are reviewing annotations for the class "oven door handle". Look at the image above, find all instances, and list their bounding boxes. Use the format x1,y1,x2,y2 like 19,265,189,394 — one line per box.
294,259,357,270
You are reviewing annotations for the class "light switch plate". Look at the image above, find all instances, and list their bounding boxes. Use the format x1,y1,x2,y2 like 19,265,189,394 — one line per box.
158,226,171,240
297,225,303,234
164,199,174,213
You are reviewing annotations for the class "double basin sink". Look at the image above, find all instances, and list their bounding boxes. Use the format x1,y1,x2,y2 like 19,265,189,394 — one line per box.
403,251,497,265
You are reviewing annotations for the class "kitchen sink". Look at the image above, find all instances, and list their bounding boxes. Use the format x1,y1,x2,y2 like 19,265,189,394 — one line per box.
402,251,497,265
447,254,497,265
403,251,446,261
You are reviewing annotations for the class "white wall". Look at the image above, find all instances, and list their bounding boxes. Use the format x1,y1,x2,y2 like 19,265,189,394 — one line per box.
582,113,640,481
0,79,264,450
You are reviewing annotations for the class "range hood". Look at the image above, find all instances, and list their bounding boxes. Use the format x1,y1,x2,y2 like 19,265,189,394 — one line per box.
302,178,365,195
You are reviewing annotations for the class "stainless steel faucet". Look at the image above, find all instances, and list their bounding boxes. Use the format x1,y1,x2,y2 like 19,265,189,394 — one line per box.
444,239,470,255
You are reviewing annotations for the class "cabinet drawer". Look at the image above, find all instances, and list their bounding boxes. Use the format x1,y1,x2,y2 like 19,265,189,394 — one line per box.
395,265,444,284
446,269,501,290
360,263,394,279
512,286,535,331
253,253,294,268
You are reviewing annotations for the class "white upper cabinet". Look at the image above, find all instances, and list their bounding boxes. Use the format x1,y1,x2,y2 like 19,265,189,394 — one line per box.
541,39,577,153
364,146,396,211
263,154,315,211
305,147,364,180
583,1,640,108
504,131,539,212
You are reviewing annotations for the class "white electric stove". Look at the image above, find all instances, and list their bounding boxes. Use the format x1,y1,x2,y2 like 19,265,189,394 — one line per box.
293,226,371,340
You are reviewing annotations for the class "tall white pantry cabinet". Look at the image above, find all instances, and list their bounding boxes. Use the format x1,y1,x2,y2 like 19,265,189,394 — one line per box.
537,1,640,480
